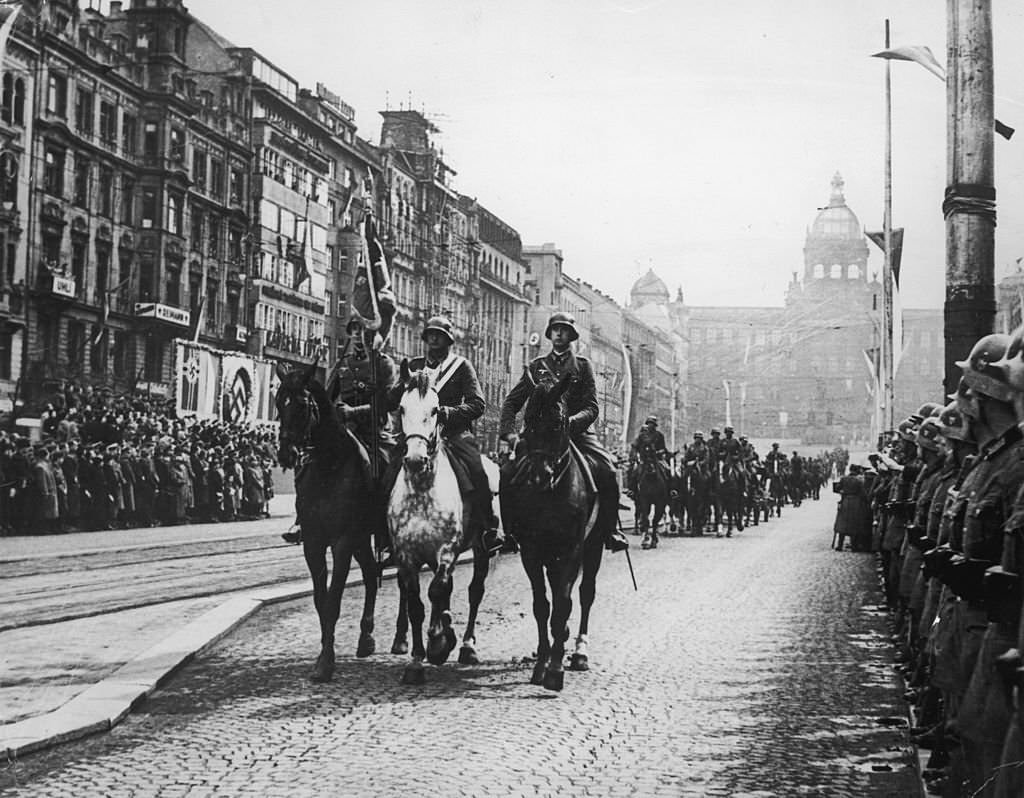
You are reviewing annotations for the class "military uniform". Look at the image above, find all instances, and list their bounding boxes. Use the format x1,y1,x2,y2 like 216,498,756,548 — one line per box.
500,312,626,551
627,421,669,495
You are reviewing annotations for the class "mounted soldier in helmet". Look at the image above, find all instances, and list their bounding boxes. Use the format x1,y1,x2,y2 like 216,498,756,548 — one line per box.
626,415,669,498
684,430,709,470
499,311,629,552
282,317,400,549
393,315,503,552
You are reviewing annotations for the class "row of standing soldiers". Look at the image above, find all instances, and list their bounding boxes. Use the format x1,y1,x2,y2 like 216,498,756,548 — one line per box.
2,438,274,534
873,329,1024,797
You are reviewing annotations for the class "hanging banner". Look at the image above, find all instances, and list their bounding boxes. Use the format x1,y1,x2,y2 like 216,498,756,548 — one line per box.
174,340,278,426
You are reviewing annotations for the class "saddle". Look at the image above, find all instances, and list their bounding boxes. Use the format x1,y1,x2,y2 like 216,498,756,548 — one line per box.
509,442,597,496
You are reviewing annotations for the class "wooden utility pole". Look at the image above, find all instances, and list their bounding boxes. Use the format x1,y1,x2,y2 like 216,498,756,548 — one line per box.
944,0,996,393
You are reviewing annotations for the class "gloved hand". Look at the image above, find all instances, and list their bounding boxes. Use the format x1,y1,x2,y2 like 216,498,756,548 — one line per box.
502,433,519,452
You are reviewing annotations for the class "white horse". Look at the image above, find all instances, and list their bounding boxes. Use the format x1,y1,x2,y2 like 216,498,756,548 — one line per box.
388,362,492,685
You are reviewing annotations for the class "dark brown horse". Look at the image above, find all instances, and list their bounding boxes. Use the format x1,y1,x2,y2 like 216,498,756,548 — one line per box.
276,361,378,682
500,371,603,692
634,449,668,549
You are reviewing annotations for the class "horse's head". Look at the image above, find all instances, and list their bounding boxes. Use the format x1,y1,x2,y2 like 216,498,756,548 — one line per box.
274,359,320,469
397,358,440,476
524,370,573,460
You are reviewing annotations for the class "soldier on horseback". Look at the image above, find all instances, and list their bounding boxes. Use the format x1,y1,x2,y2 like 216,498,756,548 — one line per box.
281,317,399,547
499,311,629,552
400,315,503,553
626,415,670,499
685,431,709,469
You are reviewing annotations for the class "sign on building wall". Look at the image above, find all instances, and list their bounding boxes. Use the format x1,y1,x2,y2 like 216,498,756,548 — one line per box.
174,340,279,426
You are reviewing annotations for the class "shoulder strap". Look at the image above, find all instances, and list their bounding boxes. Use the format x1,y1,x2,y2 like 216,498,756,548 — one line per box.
433,354,466,393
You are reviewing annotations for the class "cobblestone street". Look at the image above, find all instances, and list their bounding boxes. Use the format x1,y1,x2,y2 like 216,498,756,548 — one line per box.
0,496,920,797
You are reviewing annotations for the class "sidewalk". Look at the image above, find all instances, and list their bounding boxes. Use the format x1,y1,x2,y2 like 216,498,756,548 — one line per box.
1,498,639,759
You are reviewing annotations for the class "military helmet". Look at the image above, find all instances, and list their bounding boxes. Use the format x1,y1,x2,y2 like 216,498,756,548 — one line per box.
710,427,720,435
644,415,658,426
345,316,364,334
938,401,971,442
544,311,579,342
949,376,981,421
955,333,1016,403
997,323,1024,393
421,315,455,345
916,417,944,452
693,431,704,439
915,402,945,420
724,425,734,434
896,418,919,442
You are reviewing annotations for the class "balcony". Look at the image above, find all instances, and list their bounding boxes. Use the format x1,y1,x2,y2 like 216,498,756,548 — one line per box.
256,326,321,362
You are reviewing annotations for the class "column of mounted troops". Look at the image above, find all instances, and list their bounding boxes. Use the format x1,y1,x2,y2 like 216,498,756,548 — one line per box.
868,327,1024,797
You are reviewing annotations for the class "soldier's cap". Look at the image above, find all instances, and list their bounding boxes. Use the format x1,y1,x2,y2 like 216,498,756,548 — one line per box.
692,431,704,438
710,428,720,435
645,415,657,426
896,419,918,442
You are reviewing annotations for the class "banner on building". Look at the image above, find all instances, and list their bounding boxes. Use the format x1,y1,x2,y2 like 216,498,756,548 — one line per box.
174,340,279,426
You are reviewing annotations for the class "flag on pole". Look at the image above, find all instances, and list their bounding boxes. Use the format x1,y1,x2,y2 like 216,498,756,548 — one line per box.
0,3,22,71
892,272,905,376
866,228,905,286
189,264,209,343
290,198,311,291
350,189,395,345
873,45,1014,140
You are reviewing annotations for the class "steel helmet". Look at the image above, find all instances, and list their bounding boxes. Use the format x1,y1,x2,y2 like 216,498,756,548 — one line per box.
949,376,981,420
693,431,704,439
916,417,944,452
997,323,1024,393
421,315,455,345
896,418,919,442
544,311,579,342
710,428,721,435
724,425,734,434
956,333,1015,402
938,401,971,442
645,415,658,426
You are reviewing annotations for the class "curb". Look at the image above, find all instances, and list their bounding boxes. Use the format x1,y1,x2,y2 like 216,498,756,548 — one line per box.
0,550,479,760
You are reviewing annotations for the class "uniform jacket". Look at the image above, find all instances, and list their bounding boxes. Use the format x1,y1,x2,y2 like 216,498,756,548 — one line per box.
397,353,484,439
499,350,598,438
630,428,667,462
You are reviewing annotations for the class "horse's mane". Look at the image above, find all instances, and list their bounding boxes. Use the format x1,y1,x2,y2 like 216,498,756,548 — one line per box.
286,376,357,464
524,379,566,424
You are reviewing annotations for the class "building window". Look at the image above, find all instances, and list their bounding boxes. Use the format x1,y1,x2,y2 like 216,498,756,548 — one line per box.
99,101,116,146
46,73,68,117
0,329,10,380
190,206,204,252
2,75,25,125
67,319,85,371
143,122,159,161
120,175,134,225
192,148,206,191
169,127,185,162
71,240,86,296
43,146,65,196
141,189,157,228
111,330,130,378
228,227,242,261
139,257,155,302
206,216,219,258
98,166,113,217
209,157,223,199
166,192,183,235
73,156,90,207
75,89,94,136
122,114,137,156
144,336,163,382
229,167,244,204
166,264,181,305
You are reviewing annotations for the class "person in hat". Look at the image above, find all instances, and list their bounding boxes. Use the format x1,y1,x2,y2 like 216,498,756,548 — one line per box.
29,444,59,534
832,459,869,552
684,431,709,470
720,426,743,469
706,428,723,471
499,311,629,552
389,314,502,552
625,415,669,499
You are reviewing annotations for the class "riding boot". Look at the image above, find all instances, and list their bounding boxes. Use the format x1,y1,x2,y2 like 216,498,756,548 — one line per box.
281,522,302,544
477,489,505,552
595,470,628,552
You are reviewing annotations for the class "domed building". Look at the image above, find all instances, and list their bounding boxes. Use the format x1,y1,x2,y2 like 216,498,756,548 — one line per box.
638,173,943,447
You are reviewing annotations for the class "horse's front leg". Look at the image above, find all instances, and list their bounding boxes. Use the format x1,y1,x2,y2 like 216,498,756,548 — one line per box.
570,536,604,672
520,549,551,686
459,537,490,666
426,547,457,666
399,567,427,684
545,543,584,692
392,581,409,655
352,538,378,658
302,540,342,683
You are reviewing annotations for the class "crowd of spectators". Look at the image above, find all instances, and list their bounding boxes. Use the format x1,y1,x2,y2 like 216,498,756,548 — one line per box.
0,383,279,535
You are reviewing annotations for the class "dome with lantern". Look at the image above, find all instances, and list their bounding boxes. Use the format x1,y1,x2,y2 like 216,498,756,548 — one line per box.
630,268,670,309
809,172,863,240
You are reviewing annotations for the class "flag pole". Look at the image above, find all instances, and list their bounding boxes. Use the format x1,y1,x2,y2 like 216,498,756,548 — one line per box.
882,18,895,435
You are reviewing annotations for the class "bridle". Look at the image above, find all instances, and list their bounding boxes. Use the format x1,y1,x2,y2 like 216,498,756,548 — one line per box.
401,383,440,472
280,386,320,452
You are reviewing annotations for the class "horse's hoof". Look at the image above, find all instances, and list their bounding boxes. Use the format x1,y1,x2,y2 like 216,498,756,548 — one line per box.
458,643,480,665
670,523,677,532
391,636,409,656
402,662,426,685
310,652,335,683
569,653,589,672
543,669,565,692
356,633,376,658
726,530,732,538
530,662,546,685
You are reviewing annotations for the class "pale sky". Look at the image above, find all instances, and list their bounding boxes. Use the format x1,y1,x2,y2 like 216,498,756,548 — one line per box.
129,0,1024,309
